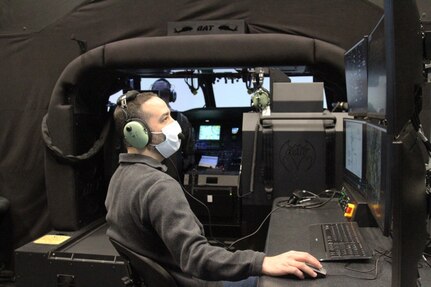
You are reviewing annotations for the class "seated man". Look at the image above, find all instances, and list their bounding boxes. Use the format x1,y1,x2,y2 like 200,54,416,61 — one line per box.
106,91,322,287
151,78,195,181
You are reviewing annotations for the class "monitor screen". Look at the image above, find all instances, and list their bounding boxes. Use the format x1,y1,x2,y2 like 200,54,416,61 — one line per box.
198,155,219,168
343,119,366,191
367,16,386,119
198,125,221,140
344,36,368,116
231,127,239,135
365,122,390,235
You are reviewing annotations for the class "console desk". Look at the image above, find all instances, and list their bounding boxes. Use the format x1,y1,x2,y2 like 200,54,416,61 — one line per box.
258,197,394,287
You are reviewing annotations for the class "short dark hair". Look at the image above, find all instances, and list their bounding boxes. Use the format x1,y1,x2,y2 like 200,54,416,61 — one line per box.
151,78,172,92
113,91,158,139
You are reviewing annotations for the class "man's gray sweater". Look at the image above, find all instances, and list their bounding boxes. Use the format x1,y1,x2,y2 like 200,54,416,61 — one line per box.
105,153,265,287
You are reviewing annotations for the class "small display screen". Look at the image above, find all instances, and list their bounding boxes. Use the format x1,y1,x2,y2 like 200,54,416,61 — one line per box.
345,120,364,179
365,123,388,234
198,125,221,140
198,155,219,168
367,16,386,119
345,37,368,115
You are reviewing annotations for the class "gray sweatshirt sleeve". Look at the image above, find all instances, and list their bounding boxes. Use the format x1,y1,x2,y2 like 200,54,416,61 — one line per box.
144,178,265,281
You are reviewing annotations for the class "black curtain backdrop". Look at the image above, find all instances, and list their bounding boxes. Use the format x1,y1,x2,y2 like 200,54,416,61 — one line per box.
0,0,385,253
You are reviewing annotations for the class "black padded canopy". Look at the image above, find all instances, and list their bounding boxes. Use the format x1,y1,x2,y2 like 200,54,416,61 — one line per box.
0,0,420,253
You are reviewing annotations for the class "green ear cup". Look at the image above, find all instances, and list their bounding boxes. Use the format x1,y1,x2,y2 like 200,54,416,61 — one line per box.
123,120,149,149
252,89,270,110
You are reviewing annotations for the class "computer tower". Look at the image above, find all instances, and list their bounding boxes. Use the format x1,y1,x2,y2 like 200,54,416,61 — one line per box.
240,112,338,206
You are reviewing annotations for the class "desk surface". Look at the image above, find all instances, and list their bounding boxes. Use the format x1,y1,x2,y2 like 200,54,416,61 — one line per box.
258,197,393,287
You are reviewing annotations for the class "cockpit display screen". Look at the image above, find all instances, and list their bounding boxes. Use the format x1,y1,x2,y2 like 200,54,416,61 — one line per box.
198,125,221,140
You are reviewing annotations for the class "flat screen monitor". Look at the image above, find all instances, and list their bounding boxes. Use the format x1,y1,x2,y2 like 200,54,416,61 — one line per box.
198,125,221,141
365,122,390,236
343,119,366,193
383,3,428,286
344,36,368,117
367,15,386,119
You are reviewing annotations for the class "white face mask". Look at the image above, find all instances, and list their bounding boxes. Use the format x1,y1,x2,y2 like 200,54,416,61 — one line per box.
151,121,182,158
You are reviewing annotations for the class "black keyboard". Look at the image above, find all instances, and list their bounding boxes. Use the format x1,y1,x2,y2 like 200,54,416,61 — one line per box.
309,222,373,261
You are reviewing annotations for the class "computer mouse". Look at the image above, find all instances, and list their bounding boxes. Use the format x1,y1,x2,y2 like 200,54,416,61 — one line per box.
305,263,327,278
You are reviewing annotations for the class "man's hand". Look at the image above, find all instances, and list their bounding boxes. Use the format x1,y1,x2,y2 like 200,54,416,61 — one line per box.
261,251,322,279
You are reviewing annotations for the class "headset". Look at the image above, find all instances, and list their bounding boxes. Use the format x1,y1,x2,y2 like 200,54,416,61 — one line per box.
251,87,270,111
151,78,177,103
117,90,151,149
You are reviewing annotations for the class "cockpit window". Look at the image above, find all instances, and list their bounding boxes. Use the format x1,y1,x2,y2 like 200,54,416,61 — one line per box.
107,72,319,112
